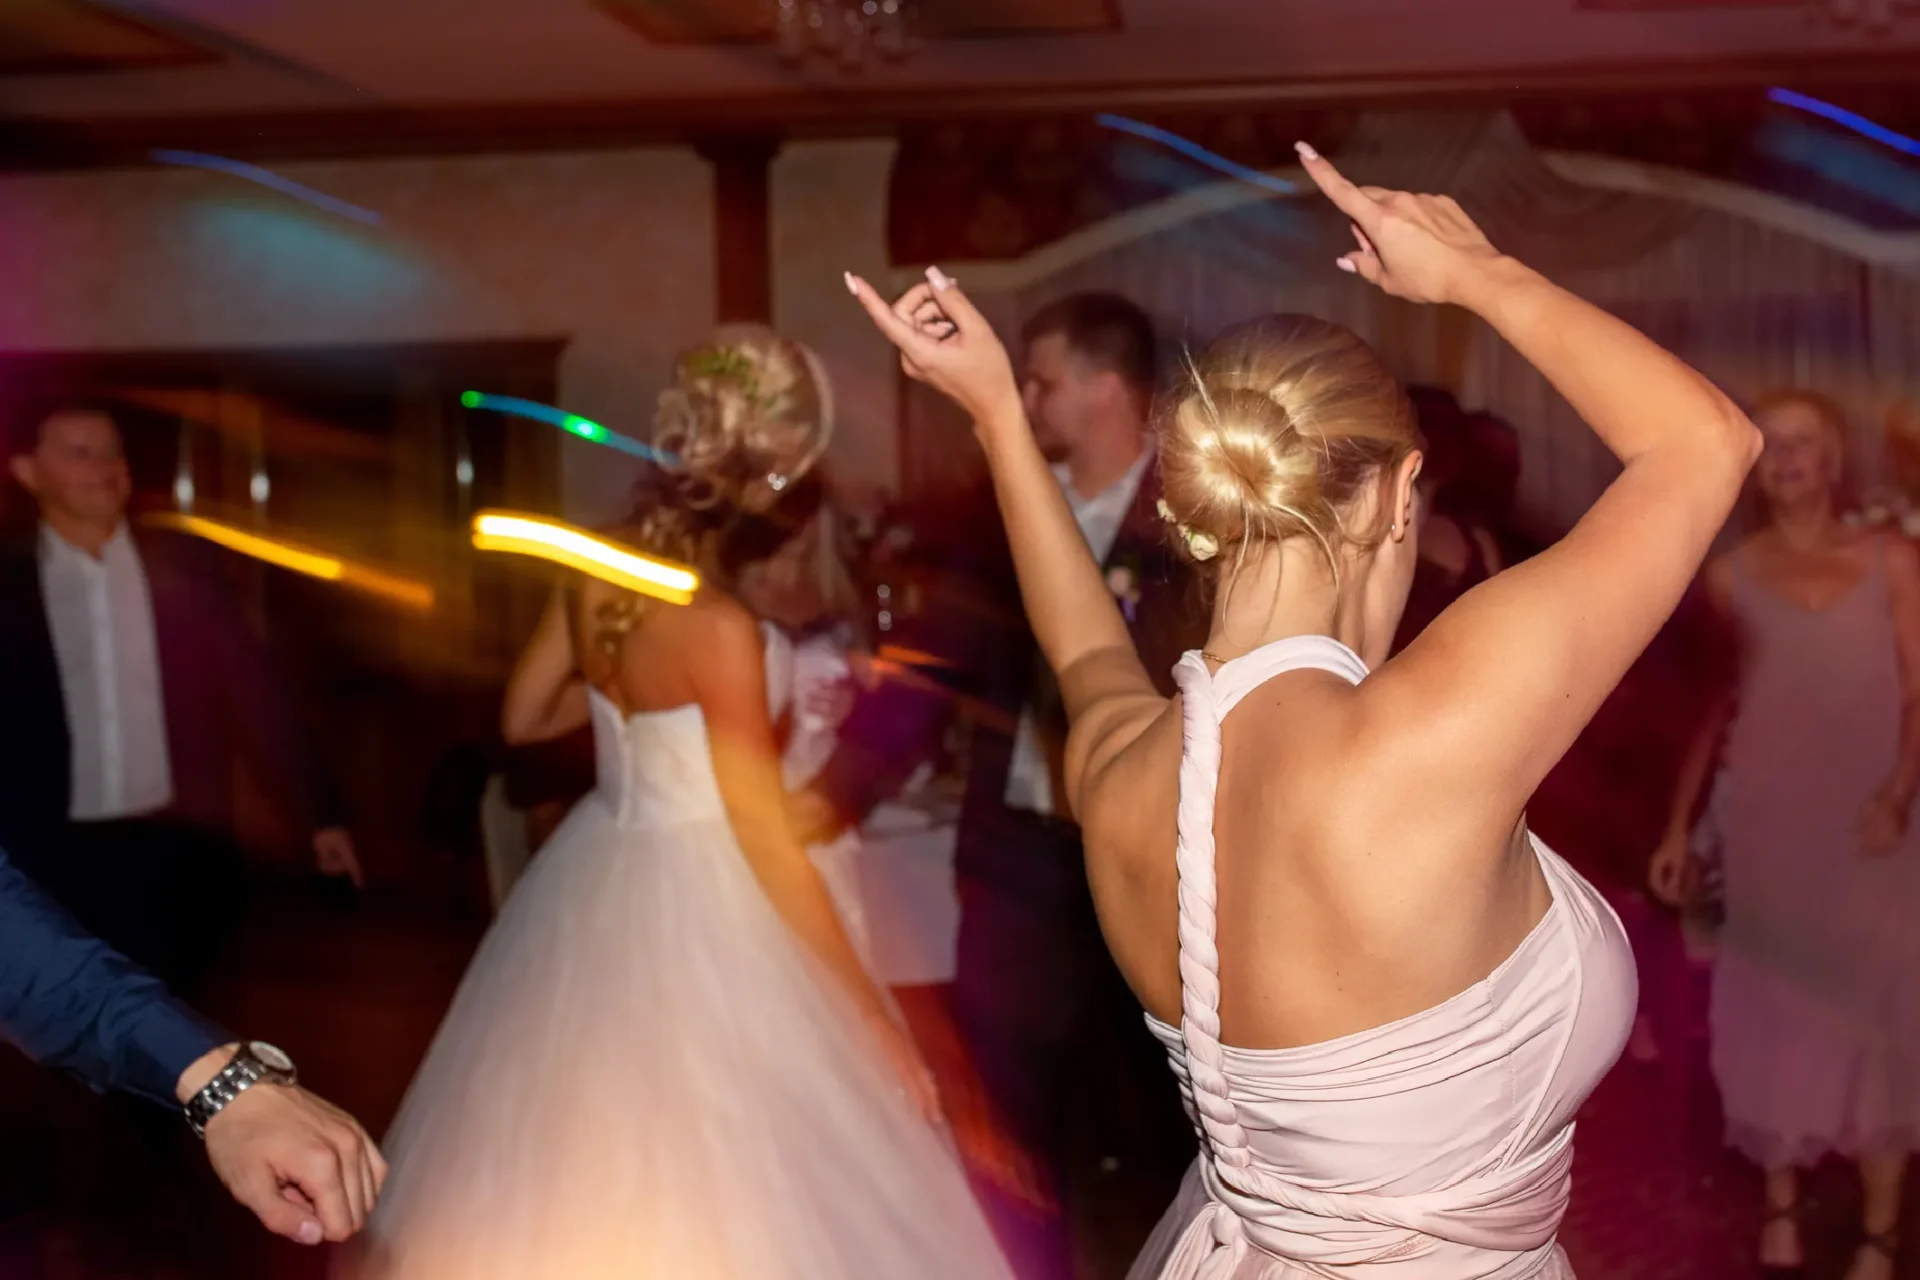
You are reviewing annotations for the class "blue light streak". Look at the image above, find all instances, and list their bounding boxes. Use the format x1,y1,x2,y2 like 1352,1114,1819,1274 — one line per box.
151,149,384,225
1094,114,1300,197
1766,89,1920,160
460,392,679,466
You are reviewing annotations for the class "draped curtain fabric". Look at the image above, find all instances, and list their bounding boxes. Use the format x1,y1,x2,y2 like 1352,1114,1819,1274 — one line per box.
898,110,1920,537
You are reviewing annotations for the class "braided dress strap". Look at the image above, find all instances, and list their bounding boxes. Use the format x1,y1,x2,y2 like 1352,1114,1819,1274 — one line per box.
1170,653,1252,1170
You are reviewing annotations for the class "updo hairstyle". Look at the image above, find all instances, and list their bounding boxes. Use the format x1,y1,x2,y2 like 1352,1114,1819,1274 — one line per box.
586,325,834,658
618,325,833,567
1158,314,1418,571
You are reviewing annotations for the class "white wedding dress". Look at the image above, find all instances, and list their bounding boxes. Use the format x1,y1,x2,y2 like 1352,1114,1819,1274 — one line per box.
359,630,1012,1278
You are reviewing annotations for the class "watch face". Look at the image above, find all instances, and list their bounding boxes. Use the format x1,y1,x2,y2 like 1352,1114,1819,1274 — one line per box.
250,1042,294,1073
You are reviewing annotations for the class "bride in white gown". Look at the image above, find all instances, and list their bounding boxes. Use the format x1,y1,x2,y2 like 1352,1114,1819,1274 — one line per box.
351,327,1013,1278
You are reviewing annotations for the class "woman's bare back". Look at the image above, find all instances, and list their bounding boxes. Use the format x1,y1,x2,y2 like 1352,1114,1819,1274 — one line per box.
1089,663,1553,1053
572,578,741,715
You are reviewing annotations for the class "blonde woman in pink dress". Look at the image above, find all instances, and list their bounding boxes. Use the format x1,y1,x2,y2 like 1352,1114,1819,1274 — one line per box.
849,147,1760,1277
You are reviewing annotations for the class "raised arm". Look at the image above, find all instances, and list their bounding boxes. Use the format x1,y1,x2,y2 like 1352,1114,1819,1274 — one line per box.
844,271,1171,816
501,585,591,745
1295,147,1763,815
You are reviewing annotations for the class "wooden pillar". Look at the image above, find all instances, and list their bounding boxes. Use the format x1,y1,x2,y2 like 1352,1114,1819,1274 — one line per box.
696,135,782,324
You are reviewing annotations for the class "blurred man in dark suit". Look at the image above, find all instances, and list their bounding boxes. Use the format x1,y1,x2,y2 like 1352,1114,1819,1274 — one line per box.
798,294,1201,1279
0,405,358,995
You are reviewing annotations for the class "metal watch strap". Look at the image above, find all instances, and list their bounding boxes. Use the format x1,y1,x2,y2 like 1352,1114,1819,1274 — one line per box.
184,1044,295,1138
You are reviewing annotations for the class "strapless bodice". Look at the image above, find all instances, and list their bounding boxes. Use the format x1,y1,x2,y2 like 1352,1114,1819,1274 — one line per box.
587,623,794,832
1146,637,1636,1279
588,690,729,831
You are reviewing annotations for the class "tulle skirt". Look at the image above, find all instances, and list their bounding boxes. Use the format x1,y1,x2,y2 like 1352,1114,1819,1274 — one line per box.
349,794,1012,1278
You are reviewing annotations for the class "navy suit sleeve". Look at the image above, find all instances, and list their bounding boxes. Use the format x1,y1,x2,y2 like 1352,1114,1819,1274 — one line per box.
0,847,228,1107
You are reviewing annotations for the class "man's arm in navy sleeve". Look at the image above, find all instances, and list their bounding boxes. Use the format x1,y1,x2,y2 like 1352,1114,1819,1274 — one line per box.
0,845,228,1107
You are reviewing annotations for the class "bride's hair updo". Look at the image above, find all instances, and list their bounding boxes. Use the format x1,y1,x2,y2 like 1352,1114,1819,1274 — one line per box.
622,324,834,570
588,325,833,657
1158,314,1418,570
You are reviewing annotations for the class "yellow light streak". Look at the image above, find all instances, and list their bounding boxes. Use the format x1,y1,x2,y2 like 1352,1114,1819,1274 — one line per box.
471,511,700,606
144,513,435,611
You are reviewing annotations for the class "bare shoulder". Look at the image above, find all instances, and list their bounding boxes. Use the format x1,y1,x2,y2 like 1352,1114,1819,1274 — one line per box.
671,592,766,672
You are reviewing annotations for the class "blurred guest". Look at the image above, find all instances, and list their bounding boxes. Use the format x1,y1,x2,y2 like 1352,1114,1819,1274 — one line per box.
1391,389,1505,655
0,405,359,995
1651,389,1920,1280
0,843,384,1250
796,293,1201,1279
732,472,876,966
1848,397,1920,538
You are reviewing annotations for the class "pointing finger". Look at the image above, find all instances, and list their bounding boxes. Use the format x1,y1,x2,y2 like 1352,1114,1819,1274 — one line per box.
920,267,990,338
1294,142,1383,233
846,273,942,364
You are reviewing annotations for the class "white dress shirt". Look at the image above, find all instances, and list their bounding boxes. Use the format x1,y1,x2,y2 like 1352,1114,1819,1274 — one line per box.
39,524,175,822
1003,444,1153,817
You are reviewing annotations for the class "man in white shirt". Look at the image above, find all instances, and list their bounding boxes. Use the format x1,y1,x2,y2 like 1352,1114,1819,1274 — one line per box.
0,406,360,995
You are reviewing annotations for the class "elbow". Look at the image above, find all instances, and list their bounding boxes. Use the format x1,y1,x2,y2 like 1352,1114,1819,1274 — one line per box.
500,707,540,746
1722,405,1765,476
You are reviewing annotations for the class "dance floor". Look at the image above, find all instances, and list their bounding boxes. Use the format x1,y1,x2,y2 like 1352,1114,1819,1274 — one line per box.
2,879,1913,1279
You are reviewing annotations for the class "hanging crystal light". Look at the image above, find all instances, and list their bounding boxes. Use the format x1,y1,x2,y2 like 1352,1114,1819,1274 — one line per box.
775,0,916,73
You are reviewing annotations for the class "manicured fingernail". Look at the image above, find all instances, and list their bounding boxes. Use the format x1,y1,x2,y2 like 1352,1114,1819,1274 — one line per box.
843,271,859,296
926,265,953,292
1335,257,1356,273
1295,141,1319,161
296,1220,323,1245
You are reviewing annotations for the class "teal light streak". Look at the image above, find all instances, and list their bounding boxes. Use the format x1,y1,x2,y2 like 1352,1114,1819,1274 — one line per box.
461,393,676,465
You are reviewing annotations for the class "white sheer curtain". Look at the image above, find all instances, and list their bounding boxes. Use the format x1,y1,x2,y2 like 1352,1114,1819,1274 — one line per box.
901,111,1920,536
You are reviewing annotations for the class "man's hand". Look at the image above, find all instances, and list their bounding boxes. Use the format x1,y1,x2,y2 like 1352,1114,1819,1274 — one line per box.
178,1045,387,1244
313,827,364,888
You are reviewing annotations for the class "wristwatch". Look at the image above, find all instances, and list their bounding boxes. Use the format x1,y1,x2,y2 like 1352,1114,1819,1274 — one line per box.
183,1041,298,1138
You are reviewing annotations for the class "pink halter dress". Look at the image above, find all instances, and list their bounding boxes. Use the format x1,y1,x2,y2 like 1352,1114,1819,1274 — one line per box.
1131,637,1637,1280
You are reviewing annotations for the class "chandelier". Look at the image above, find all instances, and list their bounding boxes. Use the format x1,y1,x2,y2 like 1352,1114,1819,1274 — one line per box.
775,0,918,72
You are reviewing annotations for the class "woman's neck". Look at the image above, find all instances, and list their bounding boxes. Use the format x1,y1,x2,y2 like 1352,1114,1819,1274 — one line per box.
1207,540,1382,663
1768,499,1840,554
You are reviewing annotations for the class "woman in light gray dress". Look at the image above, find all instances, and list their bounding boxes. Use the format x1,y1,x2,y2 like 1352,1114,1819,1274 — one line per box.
1652,389,1920,1280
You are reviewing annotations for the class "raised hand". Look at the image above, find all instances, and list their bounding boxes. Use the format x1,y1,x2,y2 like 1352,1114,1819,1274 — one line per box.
845,268,1021,429
1294,142,1505,307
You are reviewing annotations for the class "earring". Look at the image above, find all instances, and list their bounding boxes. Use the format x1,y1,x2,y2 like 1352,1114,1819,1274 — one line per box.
767,473,788,492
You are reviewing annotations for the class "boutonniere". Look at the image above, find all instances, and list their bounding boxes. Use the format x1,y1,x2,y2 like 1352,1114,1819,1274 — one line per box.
1106,553,1143,623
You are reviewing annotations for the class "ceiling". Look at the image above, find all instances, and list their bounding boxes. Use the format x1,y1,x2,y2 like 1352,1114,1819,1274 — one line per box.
4,0,1920,164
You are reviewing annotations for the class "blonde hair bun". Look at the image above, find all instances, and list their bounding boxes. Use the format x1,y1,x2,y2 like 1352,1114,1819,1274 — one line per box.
620,324,834,574
1159,314,1417,565
652,323,834,518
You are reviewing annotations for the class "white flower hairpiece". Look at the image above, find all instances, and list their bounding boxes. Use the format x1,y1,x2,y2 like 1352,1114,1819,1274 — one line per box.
1156,498,1219,561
